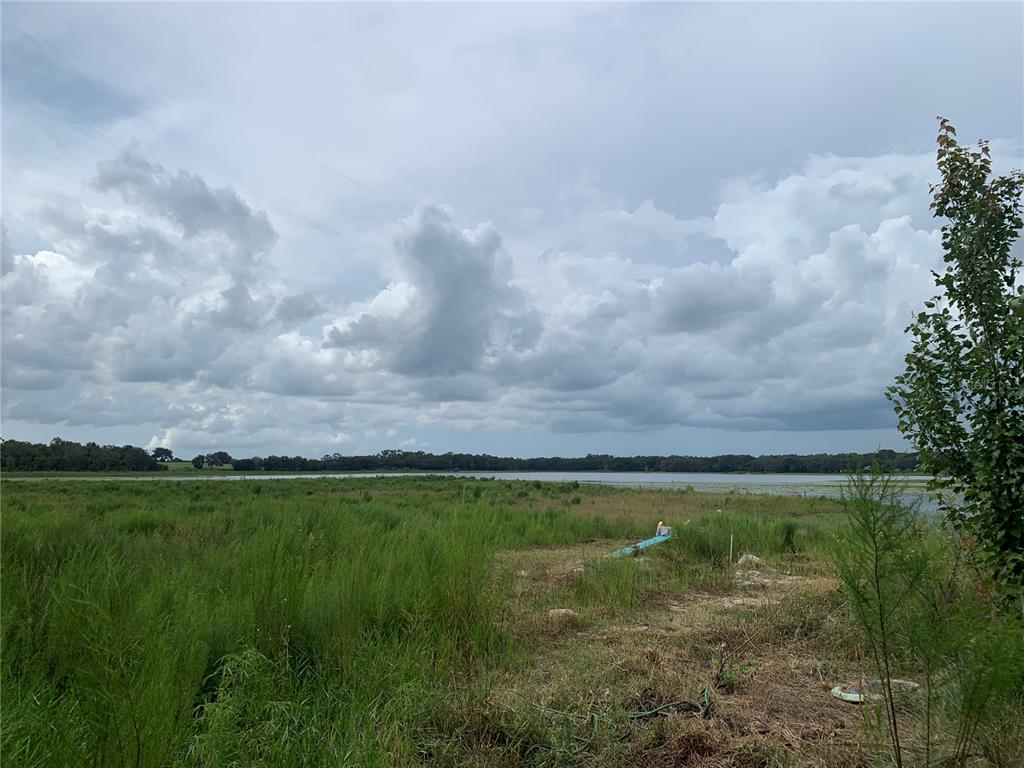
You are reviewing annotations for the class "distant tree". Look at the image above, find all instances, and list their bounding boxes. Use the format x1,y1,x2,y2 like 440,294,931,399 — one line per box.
0,438,163,471
0,438,919,477
206,451,232,468
888,118,1024,590
152,447,174,462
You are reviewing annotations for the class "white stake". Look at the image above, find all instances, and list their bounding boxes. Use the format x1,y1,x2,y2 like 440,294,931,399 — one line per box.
729,534,734,564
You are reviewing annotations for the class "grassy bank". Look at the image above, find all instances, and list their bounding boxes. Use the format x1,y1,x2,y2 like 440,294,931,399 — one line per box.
1,478,639,765
3,478,1018,766
0,478,839,766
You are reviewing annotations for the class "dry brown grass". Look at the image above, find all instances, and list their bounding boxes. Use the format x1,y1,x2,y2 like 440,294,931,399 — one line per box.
554,488,845,524
483,539,876,768
497,541,634,591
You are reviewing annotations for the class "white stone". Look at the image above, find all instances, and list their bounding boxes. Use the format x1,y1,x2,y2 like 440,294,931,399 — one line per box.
735,553,765,569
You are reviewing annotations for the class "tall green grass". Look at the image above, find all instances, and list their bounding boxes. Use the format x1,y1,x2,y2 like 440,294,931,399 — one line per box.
0,477,865,766
663,509,843,570
1,478,640,767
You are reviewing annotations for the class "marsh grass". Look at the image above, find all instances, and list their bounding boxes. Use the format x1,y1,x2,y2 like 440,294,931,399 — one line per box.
1,477,642,767
10,476,1005,768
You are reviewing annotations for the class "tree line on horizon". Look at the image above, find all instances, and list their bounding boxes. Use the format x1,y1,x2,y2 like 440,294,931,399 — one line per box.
232,448,920,473
0,437,163,472
0,437,920,474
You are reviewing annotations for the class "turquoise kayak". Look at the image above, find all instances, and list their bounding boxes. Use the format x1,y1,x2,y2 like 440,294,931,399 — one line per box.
611,533,672,558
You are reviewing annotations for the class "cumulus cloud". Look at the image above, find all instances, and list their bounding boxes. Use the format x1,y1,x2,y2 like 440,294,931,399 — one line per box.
2,148,321,400
0,144,975,453
481,151,946,431
326,149,947,435
94,145,277,261
324,203,542,376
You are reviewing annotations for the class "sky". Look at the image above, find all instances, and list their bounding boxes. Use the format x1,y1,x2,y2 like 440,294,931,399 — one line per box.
2,1,1022,460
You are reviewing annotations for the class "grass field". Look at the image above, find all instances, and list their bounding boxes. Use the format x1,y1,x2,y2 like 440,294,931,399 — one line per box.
2,477,1019,767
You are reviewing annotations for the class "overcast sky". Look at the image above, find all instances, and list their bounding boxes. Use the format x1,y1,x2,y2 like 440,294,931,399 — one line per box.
2,2,1022,459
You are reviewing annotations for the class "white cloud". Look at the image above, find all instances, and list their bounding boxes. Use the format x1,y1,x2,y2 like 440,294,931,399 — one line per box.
324,203,541,377
0,145,962,450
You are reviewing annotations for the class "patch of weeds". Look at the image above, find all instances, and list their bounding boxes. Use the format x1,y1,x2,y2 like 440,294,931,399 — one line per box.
732,738,795,768
708,587,851,656
419,689,552,767
571,558,655,615
715,660,753,694
779,520,799,553
634,721,723,768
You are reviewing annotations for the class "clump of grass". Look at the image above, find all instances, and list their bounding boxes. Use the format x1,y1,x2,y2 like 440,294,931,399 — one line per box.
649,509,842,594
572,558,656,614
665,512,838,564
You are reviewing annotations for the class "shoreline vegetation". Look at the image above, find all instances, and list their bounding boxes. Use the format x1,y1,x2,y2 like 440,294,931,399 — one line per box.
3,476,1019,767
0,437,920,474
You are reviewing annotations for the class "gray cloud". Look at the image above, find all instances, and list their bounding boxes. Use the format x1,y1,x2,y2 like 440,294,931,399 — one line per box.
94,145,277,262
325,203,541,377
274,292,326,327
2,149,320,406
654,262,773,333
1,147,957,444
3,1,1020,456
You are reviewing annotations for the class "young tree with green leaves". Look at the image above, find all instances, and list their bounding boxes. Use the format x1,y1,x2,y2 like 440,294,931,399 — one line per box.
887,118,1024,591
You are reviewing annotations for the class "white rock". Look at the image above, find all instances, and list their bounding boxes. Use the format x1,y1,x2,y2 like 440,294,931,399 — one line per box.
735,553,765,569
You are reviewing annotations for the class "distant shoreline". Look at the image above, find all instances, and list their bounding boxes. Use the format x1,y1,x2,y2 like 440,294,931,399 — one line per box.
1,469,932,481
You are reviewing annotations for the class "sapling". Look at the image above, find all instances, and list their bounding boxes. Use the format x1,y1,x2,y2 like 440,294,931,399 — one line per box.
836,469,925,768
